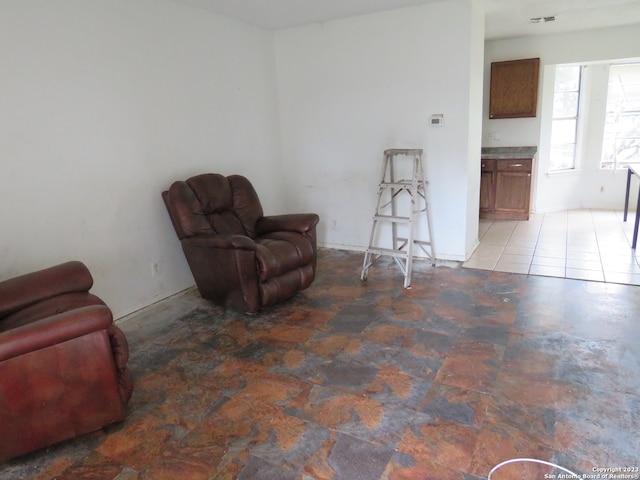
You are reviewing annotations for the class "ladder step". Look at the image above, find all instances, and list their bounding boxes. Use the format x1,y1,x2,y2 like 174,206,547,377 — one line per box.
365,247,409,257
374,215,411,223
380,181,425,188
384,148,423,156
396,237,432,244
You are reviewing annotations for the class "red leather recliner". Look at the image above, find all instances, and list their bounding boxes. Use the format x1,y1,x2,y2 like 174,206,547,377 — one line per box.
0,261,133,462
162,173,319,313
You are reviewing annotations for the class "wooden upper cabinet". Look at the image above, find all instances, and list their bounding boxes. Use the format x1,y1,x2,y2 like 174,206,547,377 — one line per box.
489,58,540,119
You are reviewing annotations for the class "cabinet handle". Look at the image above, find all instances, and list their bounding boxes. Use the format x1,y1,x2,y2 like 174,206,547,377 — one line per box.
511,163,523,167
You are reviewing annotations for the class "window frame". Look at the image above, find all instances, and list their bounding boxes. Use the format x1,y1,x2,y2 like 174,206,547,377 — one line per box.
548,64,582,172
600,62,640,170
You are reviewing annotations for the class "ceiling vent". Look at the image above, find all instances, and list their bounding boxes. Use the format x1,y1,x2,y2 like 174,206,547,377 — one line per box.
530,16,556,24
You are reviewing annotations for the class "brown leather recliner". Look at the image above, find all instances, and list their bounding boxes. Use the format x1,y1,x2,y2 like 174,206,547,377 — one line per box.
0,261,133,462
162,173,319,313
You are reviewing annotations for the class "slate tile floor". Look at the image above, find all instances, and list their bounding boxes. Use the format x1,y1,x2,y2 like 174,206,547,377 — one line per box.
2,249,639,479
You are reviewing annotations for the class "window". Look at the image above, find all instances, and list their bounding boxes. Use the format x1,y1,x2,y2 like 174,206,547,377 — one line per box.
549,65,582,171
600,63,640,169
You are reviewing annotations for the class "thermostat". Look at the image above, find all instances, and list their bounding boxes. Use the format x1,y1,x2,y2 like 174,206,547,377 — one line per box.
430,114,444,127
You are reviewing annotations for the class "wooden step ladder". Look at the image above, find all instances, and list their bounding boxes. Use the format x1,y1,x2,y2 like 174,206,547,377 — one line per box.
361,149,435,288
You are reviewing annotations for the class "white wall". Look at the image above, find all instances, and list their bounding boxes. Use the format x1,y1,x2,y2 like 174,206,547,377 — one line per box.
0,0,282,318
275,0,485,262
0,0,489,318
483,24,640,212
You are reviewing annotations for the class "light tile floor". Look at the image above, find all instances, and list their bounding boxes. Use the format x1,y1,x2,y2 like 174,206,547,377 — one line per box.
463,209,640,285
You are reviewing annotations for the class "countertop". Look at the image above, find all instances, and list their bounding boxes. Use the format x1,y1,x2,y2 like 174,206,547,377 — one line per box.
481,146,537,159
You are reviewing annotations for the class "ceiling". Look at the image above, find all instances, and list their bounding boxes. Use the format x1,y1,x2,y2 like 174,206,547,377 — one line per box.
172,0,640,39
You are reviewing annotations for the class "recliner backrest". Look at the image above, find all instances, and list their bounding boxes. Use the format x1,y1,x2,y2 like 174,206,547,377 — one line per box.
164,174,264,239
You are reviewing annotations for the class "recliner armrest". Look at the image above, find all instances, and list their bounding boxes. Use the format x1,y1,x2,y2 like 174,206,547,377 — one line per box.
0,305,112,362
0,261,93,319
182,234,257,250
257,214,320,235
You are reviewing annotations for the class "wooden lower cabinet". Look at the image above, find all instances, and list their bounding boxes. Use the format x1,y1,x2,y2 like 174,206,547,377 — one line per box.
480,159,496,215
480,158,533,220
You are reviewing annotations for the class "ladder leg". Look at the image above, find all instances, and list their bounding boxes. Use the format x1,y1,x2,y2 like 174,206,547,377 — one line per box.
418,154,436,265
361,253,370,281
425,196,436,266
361,219,379,281
388,152,399,252
404,217,415,288
403,154,420,288
361,155,391,282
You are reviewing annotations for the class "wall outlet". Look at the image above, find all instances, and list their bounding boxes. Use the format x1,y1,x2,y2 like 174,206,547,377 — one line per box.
151,262,161,276
331,219,338,230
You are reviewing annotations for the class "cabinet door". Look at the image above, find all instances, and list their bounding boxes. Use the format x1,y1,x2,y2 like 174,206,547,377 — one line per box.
489,58,540,119
480,170,495,213
495,171,531,219
479,159,496,214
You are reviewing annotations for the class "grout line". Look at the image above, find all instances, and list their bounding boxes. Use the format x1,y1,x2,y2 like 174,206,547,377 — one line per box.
526,212,544,274
589,209,607,280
